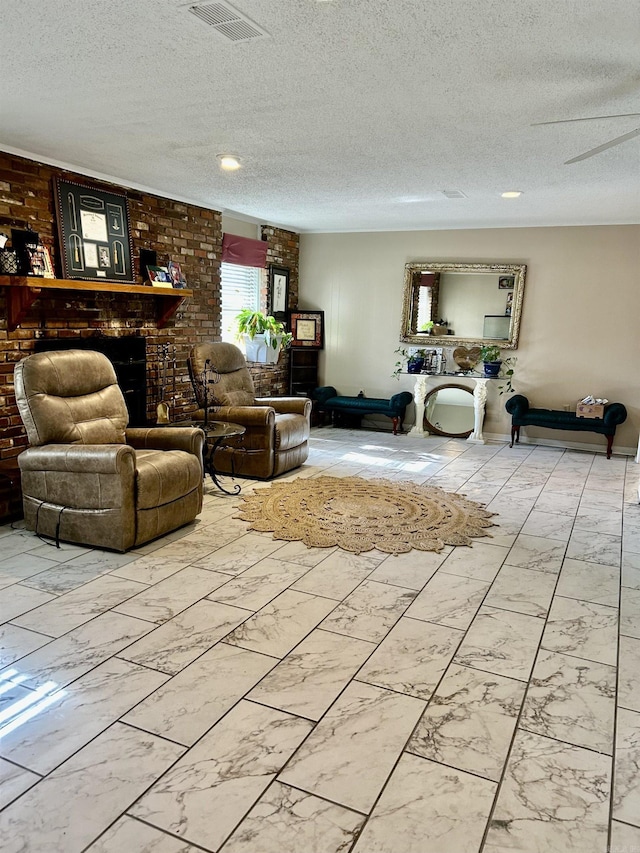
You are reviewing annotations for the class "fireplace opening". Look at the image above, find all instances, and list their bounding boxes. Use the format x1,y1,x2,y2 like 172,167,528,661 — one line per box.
34,337,147,426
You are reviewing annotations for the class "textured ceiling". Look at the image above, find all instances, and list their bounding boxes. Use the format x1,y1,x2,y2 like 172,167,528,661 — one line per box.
2,0,639,232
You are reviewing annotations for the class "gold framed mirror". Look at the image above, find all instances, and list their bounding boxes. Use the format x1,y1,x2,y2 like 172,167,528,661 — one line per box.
400,262,526,349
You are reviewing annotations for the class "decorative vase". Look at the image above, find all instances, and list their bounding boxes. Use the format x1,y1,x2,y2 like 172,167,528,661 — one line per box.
0,249,18,274
483,360,502,377
407,358,424,374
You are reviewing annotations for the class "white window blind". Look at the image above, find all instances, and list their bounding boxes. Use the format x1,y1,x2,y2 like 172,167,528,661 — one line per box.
220,262,261,342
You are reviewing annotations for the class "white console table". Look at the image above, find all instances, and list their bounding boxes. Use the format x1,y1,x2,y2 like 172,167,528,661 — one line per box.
405,372,493,444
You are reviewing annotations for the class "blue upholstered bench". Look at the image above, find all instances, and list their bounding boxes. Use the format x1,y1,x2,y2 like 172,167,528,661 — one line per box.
313,386,413,435
505,394,627,458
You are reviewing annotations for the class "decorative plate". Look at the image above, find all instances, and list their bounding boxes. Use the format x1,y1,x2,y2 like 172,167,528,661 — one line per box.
453,346,482,371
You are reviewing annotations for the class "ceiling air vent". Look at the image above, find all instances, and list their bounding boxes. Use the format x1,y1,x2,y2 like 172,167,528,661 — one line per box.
441,190,467,199
188,1,270,42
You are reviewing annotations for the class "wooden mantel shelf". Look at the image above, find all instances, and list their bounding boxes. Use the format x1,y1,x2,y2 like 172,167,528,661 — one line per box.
0,276,193,331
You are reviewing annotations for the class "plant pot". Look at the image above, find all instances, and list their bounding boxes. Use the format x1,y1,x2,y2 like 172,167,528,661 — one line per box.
483,360,502,377
407,358,424,374
242,333,283,364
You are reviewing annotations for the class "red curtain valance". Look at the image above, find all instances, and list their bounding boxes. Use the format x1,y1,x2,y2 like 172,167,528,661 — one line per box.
221,233,268,268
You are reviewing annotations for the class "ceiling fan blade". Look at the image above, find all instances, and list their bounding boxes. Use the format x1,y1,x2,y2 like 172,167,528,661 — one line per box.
565,127,640,164
533,113,640,126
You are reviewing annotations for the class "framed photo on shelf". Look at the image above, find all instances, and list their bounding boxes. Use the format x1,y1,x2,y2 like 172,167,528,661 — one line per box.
498,275,515,290
26,244,54,278
167,260,187,289
289,310,324,349
53,178,134,283
146,265,172,287
268,264,289,321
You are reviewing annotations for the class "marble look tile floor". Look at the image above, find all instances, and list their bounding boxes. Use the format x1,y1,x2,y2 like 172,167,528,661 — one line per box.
0,426,638,852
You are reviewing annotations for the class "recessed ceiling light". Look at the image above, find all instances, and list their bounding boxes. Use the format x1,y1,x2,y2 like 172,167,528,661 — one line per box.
218,154,241,171
501,190,523,198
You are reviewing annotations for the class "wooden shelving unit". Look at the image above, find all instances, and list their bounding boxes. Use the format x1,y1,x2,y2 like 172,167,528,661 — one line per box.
0,276,193,331
289,348,320,397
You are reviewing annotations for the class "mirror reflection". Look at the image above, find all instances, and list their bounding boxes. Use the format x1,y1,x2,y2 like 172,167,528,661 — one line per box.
424,384,475,438
401,262,526,349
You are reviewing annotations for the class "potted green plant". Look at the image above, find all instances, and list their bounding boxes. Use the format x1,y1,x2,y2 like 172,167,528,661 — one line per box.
392,347,428,378
236,309,293,364
407,348,428,374
477,348,517,393
480,345,502,377
498,356,517,395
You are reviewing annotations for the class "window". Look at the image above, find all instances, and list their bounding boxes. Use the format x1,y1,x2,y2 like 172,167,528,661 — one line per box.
220,262,261,342
416,290,432,332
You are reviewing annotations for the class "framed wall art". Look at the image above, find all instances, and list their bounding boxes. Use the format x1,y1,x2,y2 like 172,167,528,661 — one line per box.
27,243,54,278
146,265,172,287
505,290,514,315
268,264,290,321
289,310,324,349
53,178,134,283
167,260,187,289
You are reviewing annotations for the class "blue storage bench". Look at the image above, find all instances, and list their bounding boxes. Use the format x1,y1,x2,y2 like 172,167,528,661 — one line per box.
313,386,413,435
505,394,627,458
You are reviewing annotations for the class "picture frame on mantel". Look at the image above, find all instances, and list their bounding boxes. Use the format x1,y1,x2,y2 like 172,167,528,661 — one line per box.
268,264,290,322
289,310,324,349
53,178,135,283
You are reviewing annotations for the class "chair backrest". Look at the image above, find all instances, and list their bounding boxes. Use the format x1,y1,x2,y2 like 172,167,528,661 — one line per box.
15,350,128,446
189,343,256,407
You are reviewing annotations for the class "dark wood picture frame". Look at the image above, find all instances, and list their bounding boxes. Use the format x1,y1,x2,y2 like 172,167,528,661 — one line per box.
53,178,134,283
268,264,290,322
289,310,324,349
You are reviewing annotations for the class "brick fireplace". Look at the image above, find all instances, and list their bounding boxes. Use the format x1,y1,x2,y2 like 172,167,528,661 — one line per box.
0,151,300,519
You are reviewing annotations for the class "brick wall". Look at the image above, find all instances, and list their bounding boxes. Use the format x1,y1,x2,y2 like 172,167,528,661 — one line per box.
247,225,302,396
0,152,300,517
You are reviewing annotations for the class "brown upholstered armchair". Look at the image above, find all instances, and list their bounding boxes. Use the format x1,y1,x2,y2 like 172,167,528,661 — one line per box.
188,342,311,479
14,349,204,552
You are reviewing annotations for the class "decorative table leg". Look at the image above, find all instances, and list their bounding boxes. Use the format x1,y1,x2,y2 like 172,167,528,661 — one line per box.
409,375,429,436
204,436,242,495
467,378,489,444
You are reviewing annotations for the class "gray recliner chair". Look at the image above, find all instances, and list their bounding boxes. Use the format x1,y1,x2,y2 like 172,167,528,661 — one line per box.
14,349,204,552
188,342,311,479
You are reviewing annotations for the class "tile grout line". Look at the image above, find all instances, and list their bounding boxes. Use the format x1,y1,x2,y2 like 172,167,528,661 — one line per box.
332,448,557,850
476,447,607,852
314,449,532,847
606,459,628,853
0,434,631,849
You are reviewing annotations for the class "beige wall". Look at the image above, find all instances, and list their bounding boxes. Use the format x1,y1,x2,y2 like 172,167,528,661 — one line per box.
299,225,640,453
221,215,260,239
438,272,512,339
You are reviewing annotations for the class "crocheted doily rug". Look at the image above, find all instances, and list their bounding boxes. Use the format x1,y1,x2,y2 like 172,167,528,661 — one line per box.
235,476,495,555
